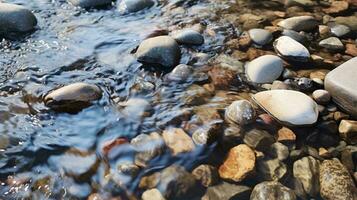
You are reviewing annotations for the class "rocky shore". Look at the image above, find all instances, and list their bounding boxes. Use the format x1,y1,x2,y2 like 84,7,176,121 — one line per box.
0,0,357,200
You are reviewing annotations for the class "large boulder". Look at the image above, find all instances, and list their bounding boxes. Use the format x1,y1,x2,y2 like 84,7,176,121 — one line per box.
325,57,357,117
135,36,181,68
0,3,37,36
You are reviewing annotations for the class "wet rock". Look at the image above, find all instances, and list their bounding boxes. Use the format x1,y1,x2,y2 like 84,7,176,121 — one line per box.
218,144,256,182
131,132,165,167
243,129,275,152
277,16,318,32
293,156,320,197
281,29,307,45
225,100,256,125
157,165,199,200
274,36,310,62
68,0,112,8
334,16,357,31
257,157,287,181
269,142,289,161
323,1,349,14
0,3,37,36
330,24,351,37
248,29,273,46
142,189,166,200
338,120,357,144
119,98,153,119
325,57,357,116
319,37,344,51
346,43,357,56
192,164,219,187
271,81,290,90
208,66,238,89
162,128,195,156
320,159,357,200
44,82,102,113
250,181,296,200
166,64,194,82
171,29,204,45
285,0,315,7
253,90,319,126
277,127,296,146
192,122,221,145
202,182,251,200
312,89,331,104
118,0,154,14
135,36,181,68
117,163,140,177
246,55,283,84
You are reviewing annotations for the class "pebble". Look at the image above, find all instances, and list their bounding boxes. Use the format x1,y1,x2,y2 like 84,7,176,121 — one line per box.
142,189,166,200
0,3,37,35
192,164,219,187
44,82,102,113
166,64,194,82
269,142,289,161
225,100,256,125
278,16,318,32
281,29,307,45
319,37,344,51
334,16,357,31
218,144,256,182
293,156,320,197
68,0,112,8
135,36,181,68
248,29,273,46
118,0,154,14
246,55,284,84
243,129,275,152
253,90,319,126
338,120,357,144
162,128,195,156
277,127,296,146
274,36,310,62
257,157,287,181
250,181,297,200
202,182,251,200
330,24,351,37
119,98,153,119
171,29,204,45
325,57,357,117
320,159,357,200
312,89,331,104
285,0,315,7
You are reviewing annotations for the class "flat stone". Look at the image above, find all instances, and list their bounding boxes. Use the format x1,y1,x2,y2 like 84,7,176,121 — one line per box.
68,0,112,8
192,164,219,187
44,82,102,113
171,29,204,45
136,36,181,68
338,120,357,144
274,36,310,62
320,159,357,200
225,100,256,125
312,89,331,104
330,24,351,37
202,182,251,200
250,181,297,200
319,37,344,51
334,16,357,31
162,128,195,156
293,156,320,197
118,0,154,14
248,29,273,46
278,16,318,32
253,90,319,126
0,3,37,35
246,55,283,84
325,57,357,117
218,144,256,182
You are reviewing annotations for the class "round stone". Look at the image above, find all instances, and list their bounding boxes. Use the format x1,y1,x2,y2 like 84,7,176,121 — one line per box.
277,16,318,32
250,181,297,200
225,100,256,125
166,64,194,82
118,0,154,14
171,29,204,45
312,89,331,104
330,24,351,37
274,36,310,62
248,28,273,46
319,37,344,51
246,55,283,84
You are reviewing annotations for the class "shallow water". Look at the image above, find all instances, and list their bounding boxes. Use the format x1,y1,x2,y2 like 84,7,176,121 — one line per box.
0,0,233,199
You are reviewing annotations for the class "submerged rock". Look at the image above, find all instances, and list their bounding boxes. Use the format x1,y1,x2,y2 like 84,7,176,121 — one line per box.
219,144,255,182
0,3,37,36
325,57,357,117
171,29,204,45
44,82,102,113
243,129,275,152
136,36,181,68
118,0,154,14
166,64,194,82
225,100,256,125
250,181,296,200
320,159,357,200
162,128,195,156
68,0,112,8
274,36,310,62
246,55,283,84
192,164,219,187
253,90,319,126
278,16,318,32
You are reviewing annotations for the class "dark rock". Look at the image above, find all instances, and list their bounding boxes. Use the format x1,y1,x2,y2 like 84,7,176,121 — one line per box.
250,181,297,200
171,29,204,45
256,157,287,181
118,0,154,14
202,182,251,200
278,16,318,32
192,164,219,187
243,129,275,152
68,0,112,8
